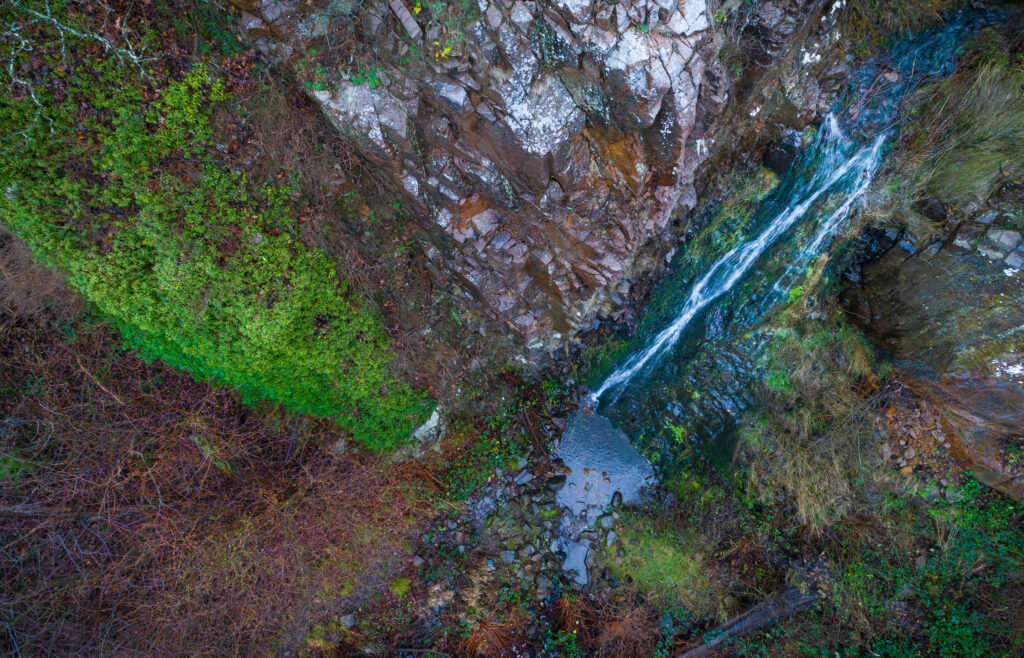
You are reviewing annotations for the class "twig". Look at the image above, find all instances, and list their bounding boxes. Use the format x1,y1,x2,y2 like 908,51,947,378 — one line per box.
76,354,125,405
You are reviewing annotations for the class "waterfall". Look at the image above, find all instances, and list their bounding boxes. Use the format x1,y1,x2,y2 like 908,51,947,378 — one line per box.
592,118,887,402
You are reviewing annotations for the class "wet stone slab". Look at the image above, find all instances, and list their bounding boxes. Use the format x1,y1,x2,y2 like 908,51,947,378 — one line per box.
555,409,656,517
552,409,656,584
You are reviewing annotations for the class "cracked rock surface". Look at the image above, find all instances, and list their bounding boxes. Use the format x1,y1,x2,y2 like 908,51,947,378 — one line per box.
233,0,727,350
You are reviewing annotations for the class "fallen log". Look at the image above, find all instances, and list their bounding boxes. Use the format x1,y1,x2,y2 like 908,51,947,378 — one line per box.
677,585,818,657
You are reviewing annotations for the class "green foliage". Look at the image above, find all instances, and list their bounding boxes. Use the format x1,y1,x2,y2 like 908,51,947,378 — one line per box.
0,27,427,450
830,481,1023,656
350,65,382,88
441,399,530,500
543,628,583,658
600,511,725,616
169,1,248,56
0,451,31,481
389,576,412,599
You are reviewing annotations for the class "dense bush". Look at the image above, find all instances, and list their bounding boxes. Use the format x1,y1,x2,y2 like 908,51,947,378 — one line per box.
0,11,427,449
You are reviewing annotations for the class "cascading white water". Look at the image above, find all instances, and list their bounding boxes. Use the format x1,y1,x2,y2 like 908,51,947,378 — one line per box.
592,117,887,402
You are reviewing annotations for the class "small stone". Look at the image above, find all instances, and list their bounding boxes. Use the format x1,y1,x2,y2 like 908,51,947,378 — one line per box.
545,474,567,492
513,471,534,486
412,555,426,567
486,559,496,571
606,531,618,546
458,545,466,554
509,1,532,26
597,514,614,529
987,229,1021,253
500,550,516,564
485,4,502,28
1005,248,1024,270
904,447,916,459
517,457,528,470
611,491,623,507
899,465,914,477
341,615,355,628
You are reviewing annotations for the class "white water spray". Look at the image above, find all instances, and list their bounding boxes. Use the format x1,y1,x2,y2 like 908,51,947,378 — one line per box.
593,118,886,402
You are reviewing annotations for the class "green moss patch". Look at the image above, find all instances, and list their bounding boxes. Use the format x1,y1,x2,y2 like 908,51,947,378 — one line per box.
0,10,428,450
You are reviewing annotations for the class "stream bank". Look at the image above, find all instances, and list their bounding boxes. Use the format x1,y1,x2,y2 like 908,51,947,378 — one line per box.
371,5,1024,656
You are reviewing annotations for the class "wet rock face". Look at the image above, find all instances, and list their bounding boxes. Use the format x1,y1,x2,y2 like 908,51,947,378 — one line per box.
843,201,1024,500
234,0,725,348
842,213,1024,382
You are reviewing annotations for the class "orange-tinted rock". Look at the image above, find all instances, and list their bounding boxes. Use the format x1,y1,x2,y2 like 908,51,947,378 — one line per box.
234,0,727,348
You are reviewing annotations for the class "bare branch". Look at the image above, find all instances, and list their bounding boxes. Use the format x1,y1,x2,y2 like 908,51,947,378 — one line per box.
11,0,155,71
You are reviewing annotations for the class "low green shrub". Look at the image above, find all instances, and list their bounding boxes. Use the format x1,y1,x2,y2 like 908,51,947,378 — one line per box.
0,11,427,450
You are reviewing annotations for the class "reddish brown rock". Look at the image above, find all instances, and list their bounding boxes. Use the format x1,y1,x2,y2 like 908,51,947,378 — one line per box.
233,0,727,349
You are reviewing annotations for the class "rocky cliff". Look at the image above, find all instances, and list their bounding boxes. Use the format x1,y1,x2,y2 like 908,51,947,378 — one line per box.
233,0,732,350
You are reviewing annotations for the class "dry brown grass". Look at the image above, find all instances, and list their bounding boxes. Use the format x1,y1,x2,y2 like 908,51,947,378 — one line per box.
592,597,661,658
0,307,433,655
744,301,898,531
0,227,80,321
458,616,523,657
840,0,961,38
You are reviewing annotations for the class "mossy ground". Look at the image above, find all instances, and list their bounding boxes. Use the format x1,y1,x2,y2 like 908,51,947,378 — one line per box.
0,1,430,450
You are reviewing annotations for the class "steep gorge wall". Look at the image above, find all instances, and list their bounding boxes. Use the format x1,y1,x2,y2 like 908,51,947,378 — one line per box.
231,0,848,356
232,0,729,349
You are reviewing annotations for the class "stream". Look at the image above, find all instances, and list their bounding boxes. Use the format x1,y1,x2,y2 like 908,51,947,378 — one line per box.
551,8,1003,584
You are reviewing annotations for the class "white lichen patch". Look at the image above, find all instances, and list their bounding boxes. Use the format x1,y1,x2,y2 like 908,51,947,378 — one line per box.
994,358,1024,380
500,62,583,155
801,47,822,65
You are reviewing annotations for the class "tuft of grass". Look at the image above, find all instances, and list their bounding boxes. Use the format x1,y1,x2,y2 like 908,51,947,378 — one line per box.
879,28,1024,239
745,309,892,531
840,0,961,39
904,58,1024,208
